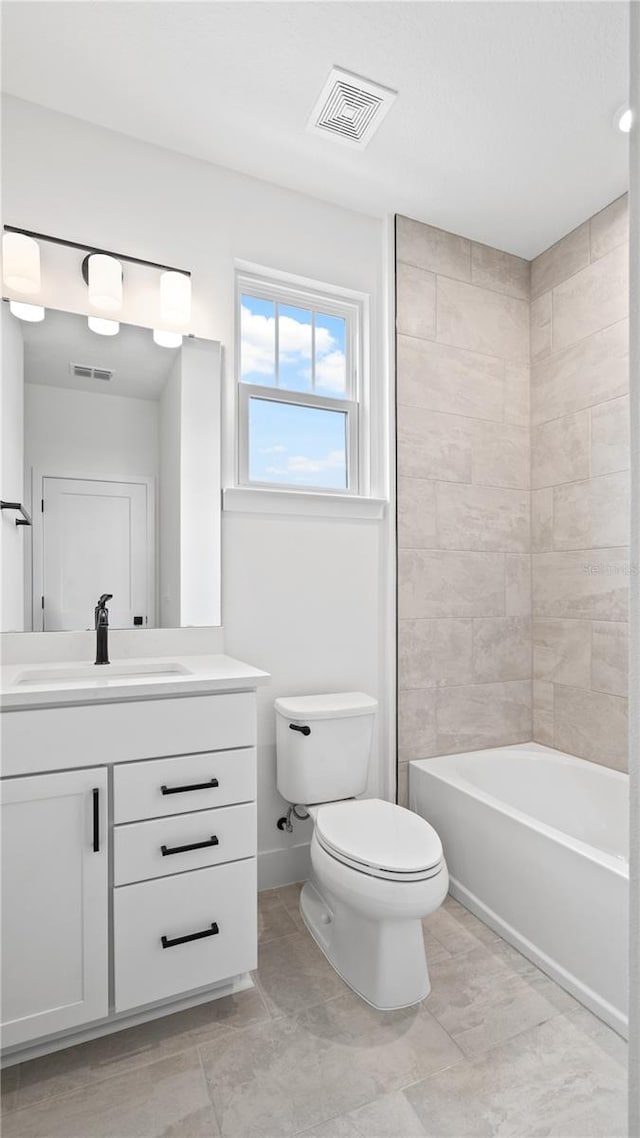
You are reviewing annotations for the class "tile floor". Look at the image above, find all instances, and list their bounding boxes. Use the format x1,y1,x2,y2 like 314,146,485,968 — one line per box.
0,887,627,1138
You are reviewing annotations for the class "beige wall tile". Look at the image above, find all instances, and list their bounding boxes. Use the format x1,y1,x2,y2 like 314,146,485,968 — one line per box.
435,680,532,753
553,472,629,551
590,194,629,263
591,396,630,477
533,680,555,748
397,335,504,420
396,262,436,340
471,243,530,299
531,319,628,425
503,363,530,428
437,277,529,362
532,549,628,621
551,244,628,351
472,421,530,489
436,483,530,552
397,404,473,482
398,549,505,619
397,761,410,808
533,618,591,687
591,622,628,697
472,616,531,683
531,410,589,488
396,216,471,281
532,488,554,552
530,222,590,298
505,554,531,616
398,688,437,761
530,292,552,361
397,477,437,549
554,685,628,770
399,618,473,688
533,679,554,712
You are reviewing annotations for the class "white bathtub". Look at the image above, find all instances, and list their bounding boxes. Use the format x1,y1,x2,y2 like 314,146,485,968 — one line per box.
410,742,629,1037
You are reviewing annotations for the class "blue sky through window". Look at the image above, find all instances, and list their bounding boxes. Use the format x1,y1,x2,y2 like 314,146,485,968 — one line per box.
240,294,347,395
248,398,348,489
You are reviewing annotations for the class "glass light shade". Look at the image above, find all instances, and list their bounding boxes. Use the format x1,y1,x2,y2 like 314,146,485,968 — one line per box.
618,108,633,133
88,254,123,312
160,271,191,326
153,329,182,349
88,316,119,336
3,233,41,294
9,300,45,323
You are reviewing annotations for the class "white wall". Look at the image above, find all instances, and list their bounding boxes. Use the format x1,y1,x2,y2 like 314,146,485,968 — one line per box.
159,355,181,630
1,306,25,631
2,96,392,888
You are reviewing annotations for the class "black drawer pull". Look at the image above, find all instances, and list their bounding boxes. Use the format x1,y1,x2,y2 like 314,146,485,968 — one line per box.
160,777,219,796
161,922,219,949
161,835,219,857
92,788,100,853
289,723,311,736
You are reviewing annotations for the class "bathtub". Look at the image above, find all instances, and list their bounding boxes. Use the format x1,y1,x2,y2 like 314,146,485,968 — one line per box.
410,742,629,1037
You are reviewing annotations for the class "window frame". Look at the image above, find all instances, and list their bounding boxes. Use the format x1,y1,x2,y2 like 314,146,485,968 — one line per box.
235,268,367,497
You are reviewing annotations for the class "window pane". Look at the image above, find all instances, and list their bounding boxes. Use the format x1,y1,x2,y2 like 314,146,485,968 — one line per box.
278,304,312,393
249,398,348,490
240,294,275,386
315,312,347,397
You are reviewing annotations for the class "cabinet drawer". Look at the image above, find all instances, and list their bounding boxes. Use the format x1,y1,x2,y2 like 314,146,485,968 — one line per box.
113,748,256,823
2,692,256,777
114,803,256,885
114,859,257,1012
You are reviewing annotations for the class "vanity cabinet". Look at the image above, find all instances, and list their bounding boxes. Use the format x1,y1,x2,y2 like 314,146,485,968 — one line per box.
0,667,266,1062
0,768,109,1048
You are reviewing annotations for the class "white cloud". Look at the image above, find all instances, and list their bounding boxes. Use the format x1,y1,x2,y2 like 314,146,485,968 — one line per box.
259,444,287,455
241,304,346,393
266,449,345,476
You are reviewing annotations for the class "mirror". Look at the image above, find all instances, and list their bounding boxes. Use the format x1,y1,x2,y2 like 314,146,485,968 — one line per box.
1,304,221,631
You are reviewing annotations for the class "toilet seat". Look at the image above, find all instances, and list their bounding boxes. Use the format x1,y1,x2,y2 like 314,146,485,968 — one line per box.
314,798,443,883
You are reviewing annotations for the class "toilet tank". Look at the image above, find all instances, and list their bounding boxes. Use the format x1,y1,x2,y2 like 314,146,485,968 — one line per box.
275,692,378,806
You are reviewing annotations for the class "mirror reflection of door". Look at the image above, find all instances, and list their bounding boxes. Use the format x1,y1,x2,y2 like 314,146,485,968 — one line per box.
39,476,151,631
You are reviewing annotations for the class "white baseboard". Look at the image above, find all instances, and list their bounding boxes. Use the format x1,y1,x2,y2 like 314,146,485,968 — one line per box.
258,843,310,891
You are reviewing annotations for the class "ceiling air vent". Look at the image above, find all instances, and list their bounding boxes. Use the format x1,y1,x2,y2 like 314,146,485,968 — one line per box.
70,363,115,382
307,66,397,149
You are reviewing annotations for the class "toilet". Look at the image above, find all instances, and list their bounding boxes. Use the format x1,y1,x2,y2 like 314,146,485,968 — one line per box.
275,691,449,1010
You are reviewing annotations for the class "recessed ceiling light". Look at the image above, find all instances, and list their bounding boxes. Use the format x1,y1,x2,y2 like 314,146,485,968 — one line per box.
614,106,633,133
307,66,397,149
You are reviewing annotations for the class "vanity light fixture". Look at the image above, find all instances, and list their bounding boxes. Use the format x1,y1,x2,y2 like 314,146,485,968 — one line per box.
153,329,182,349
615,106,633,133
160,271,191,326
9,300,45,323
88,315,119,337
2,232,41,294
84,254,123,312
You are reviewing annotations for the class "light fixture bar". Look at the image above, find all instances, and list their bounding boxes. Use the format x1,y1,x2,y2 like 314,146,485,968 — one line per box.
2,225,191,278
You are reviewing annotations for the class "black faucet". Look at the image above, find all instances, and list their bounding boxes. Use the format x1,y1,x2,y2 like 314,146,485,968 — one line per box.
95,594,113,665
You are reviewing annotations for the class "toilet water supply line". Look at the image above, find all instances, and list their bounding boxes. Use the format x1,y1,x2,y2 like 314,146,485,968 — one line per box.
277,805,310,833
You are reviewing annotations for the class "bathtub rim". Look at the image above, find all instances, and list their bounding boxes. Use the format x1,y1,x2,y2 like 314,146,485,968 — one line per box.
409,742,629,880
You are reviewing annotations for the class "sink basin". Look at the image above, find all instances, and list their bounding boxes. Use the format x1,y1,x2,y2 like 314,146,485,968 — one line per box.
15,661,191,686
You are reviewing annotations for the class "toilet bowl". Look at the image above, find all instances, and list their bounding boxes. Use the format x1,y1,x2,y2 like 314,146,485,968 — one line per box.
275,692,449,1010
302,798,448,1009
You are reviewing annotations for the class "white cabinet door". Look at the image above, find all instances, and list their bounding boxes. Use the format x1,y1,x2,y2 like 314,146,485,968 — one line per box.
1,768,109,1048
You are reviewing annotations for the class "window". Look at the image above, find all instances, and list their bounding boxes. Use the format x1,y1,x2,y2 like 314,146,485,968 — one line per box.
236,270,365,495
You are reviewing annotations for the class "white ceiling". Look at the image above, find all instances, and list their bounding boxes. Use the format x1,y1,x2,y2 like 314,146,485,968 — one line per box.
1,1,629,258
20,308,175,401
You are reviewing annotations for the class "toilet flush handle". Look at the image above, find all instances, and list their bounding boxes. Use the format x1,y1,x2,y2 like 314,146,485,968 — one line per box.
289,723,311,737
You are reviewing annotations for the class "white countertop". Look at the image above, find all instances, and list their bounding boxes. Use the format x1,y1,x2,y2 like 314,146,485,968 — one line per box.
0,654,270,711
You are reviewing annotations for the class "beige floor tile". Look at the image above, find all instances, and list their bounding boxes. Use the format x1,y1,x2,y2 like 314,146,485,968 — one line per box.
255,930,347,1017
423,896,501,958
274,882,304,914
14,988,269,1111
299,1089,428,1137
1,1065,20,1114
199,993,462,1138
258,890,299,945
2,1049,217,1138
404,1010,626,1138
424,939,577,1058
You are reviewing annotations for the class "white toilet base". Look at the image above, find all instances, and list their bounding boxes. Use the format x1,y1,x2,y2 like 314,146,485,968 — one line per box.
300,877,432,1011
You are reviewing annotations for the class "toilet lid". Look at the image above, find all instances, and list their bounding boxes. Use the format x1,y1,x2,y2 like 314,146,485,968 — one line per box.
315,798,443,877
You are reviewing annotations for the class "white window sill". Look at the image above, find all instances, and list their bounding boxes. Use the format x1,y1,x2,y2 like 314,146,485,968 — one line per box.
223,486,387,520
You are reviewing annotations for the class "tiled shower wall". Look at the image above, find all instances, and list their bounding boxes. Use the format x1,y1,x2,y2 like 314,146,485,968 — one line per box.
531,195,629,770
396,218,532,806
396,196,629,801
